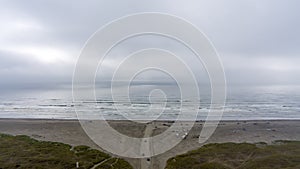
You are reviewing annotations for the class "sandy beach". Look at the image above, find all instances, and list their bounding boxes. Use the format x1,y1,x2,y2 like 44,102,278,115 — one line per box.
0,119,299,169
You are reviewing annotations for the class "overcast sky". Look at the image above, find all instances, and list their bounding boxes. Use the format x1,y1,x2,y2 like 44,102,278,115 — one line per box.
1,0,300,90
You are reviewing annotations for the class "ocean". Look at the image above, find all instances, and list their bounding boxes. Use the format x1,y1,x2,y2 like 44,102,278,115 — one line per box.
0,85,299,121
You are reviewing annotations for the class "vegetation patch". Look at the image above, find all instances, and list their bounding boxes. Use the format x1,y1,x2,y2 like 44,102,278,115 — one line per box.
0,133,133,169
166,141,300,169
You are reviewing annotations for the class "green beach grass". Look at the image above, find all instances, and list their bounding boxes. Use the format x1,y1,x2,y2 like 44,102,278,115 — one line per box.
165,141,300,169
1,132,299,169
0,133,133,169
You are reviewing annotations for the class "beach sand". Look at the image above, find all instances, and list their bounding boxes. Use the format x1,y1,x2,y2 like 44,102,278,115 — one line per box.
0,119,299,169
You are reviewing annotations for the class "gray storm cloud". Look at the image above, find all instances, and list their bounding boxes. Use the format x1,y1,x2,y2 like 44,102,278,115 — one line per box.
0,0,300,90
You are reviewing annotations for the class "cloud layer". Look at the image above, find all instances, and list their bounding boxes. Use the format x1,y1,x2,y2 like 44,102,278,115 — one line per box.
1,0,300,90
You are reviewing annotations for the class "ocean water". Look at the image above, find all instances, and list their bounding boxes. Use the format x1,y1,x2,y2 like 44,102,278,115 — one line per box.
0,85,299,120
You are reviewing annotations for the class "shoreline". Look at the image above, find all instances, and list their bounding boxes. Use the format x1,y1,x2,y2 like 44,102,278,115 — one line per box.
1,117,300,122
0,118,299,169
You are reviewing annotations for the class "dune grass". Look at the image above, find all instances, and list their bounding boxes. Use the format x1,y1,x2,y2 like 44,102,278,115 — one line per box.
0,133,133,169
165,141,300,169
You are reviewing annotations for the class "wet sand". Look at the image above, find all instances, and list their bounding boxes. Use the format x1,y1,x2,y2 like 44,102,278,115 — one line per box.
0,119,299,169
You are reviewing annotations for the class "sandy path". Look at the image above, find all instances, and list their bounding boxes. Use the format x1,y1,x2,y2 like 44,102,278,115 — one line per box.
90,157,112,169
140,122,155,169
